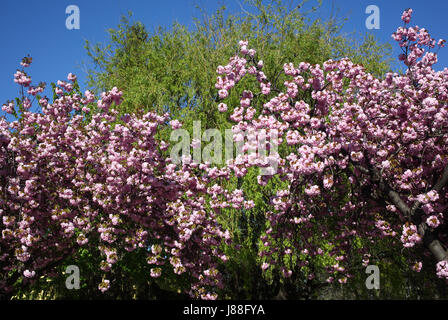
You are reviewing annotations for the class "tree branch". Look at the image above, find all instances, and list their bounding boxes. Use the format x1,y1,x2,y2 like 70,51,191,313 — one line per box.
359,153,448,263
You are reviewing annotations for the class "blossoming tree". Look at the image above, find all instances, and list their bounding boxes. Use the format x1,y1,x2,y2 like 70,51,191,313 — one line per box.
213,8,448,290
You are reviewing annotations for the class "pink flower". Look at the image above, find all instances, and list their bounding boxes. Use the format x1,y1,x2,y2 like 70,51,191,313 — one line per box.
305,185,320,197
218,103,228,112
436,261,448,279
323,175,334,189
350,151,363,162
411,261,423,272
426,215,441,228
67,73,77,82
400,223,422,248
23,270,35,278
2,216,15,227
282,268,292,278
201,292,218,300
76,234,88,246
218,89,229,99
260,82,271,95
381,160,391,169
150,268,162,278
151,244,162,255
427,190,439,202
2,102,14,114
169,120,182,129
401,8,413,24
191,139,201,149
98,279,110,293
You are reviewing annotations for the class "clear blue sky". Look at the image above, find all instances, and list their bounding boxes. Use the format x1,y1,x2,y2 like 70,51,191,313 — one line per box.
0,0,447,114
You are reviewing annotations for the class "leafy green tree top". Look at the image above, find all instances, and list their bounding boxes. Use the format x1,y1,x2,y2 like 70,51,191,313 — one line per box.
84,0,393,130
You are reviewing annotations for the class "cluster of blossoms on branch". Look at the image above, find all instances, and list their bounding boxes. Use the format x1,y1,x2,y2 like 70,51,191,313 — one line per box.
0,61,241,300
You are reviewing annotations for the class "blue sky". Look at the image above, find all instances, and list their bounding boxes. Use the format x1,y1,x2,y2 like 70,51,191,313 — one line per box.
0,0,447,114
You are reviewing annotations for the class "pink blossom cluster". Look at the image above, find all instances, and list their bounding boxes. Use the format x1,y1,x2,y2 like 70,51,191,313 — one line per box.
13,71,31,87
411,261,423,272
0,61,237,299
401,8,413,24
1,102,14,114
392,9,440,68
215,40,271,101
436,260,448,279
426,215,441,228
400,224,422,248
